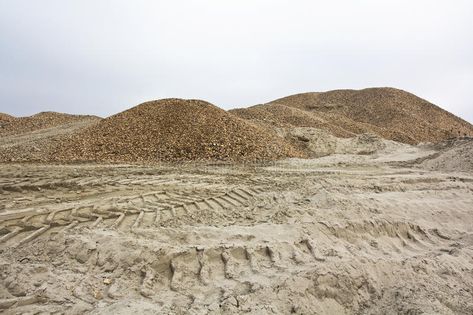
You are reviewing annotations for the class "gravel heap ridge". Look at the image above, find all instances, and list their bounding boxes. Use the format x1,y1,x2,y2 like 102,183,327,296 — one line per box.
232,88,473,144
54,99,302,163
0,113,15,122
230,103,354,138
0,112,100,136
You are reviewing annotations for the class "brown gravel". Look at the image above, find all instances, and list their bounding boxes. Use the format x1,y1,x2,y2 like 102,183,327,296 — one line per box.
230,103,354,138
3,88,472,164
0,113,15,122
53,99,302,163
232,88,473,144
0,118,99,163
0,112,100,136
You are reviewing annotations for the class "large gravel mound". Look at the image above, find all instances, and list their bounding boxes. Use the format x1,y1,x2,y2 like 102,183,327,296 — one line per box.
230,103,354,138
55,99,302,163
232,88,473,144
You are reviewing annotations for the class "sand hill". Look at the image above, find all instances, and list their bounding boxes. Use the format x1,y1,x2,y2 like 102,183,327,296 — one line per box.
231,88,473,144
419,137,473,172
54,99,301,163
0,111,100,136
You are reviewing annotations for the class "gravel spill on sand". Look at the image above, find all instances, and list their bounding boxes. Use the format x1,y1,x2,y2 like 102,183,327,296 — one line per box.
278,128,399,157
54,99,302,163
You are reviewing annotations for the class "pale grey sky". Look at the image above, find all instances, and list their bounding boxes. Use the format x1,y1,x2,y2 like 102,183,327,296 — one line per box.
0,0,472,122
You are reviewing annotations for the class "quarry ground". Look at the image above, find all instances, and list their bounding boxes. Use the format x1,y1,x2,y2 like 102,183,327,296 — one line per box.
1,149,473,314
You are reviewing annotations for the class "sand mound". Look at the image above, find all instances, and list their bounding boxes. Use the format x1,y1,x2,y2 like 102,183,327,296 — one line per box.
232,88,473,144
0,111,100,136
55,99,302,163
278,127,402,158
420,137,473,172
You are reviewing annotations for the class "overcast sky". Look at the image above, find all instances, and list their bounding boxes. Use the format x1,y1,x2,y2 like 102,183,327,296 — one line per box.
0,0,472,122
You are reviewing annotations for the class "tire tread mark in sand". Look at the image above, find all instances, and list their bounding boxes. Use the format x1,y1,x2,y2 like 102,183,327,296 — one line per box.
2,187,262,246
0,226,22,243
110,213,126,229
145,242,315,294
302,239,326,262
131,211,145,230
0,295,45,310
16,225,50,247
319,219,447,254
156,188,256,221
197,248,211,285
221,249,236,279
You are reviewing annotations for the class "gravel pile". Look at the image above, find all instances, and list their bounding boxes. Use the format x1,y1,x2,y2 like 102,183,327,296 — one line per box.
0,113,15,130
54,99,302,163
233,88,473,145
0,118,99,163
230,103,354,138
0,113,15,122
0,112,100,136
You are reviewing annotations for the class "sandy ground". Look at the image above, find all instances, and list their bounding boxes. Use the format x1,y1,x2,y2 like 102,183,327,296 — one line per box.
1,145,473,314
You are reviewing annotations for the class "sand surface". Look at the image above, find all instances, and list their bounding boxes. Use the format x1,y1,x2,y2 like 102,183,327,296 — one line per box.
1,144,472,314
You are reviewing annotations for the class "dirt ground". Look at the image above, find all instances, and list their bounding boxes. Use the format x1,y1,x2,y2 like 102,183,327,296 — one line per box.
1,146,473,314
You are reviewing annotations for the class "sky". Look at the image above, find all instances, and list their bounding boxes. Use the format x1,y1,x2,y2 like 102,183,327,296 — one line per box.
0,0,472,122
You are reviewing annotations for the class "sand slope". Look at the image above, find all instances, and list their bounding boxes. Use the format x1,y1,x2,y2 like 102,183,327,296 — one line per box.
277,127,405,158
419,137,473,172
1,149,472,314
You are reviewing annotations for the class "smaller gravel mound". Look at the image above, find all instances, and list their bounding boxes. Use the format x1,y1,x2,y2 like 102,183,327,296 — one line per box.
55,99,302,163
0,113,15,122
0,112,100,136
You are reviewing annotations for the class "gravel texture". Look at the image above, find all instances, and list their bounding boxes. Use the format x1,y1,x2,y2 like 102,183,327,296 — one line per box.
232,87,473,144
0,113,14,122
3,88,473,164
53,99,302,163
0,112,100,136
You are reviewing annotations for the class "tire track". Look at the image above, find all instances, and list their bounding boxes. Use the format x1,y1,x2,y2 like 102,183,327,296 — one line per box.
0,186,265,247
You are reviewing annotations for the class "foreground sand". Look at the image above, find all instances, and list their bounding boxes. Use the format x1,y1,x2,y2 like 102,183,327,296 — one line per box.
1,147,472,314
